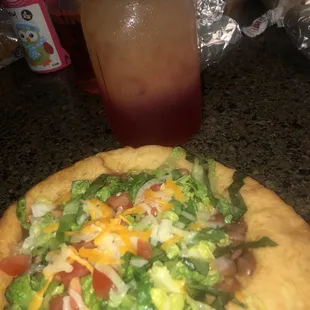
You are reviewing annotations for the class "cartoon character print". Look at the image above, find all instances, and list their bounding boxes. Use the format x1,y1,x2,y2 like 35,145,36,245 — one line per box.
16,22,54,67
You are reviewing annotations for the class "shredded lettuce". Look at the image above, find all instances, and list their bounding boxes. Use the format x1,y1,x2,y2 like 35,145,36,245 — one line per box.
170,199,183,215
82,174,109,199
167,261,221,287
21,214,58,257
151,288,185,310
239,236,278,248
71,180,91,198
119,252,135,283
144,247,169,270
40,282,64,310
185,295,214,310
227,171,248,220
81,275,106,310
207,159,218,197
191,158,248,223
29,274,46,291
16,197,30,229
181,257,209,276
148,262,183,294
105,176,126,195
62,197,82,215
155,147,186,178
116,293,137,309
164,244,181,259
215,236,277,257
96,187,111,202
190,229,229,246
162,211,179,222
187,240,216,261
134,270,156,310
126,172,155,201
170,169,185,181
5,275,35,309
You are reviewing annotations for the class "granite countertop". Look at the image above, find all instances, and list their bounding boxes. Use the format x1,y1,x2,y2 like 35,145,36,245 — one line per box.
1,26,310,222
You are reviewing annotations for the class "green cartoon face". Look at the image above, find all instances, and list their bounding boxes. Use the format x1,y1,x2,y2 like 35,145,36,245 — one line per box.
17,28,40,45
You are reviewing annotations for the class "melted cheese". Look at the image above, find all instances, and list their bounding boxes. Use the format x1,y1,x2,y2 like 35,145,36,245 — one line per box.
165,178,184,202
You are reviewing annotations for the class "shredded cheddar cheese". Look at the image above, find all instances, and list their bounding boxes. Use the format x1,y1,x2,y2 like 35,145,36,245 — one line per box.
43,223,59,233
28,275,53,310
79,248,123,265
144,188,156,200
161,235,183,250
165,178,184,202
121,205,144,216
161,202,174,211
85,199,113,221
67,246,94,273
188,221,205,231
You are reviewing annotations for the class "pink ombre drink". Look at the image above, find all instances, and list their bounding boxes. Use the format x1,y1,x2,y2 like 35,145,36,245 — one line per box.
3,0,70,73
81,0,202,147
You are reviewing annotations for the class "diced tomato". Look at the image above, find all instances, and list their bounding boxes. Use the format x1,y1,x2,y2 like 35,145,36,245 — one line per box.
71,240,96,251
49,295,79,310
0,255,30,277
106,192,132,212
56,261,90,288
92,268,114,300
49,295,63,310
137,239,152,260
150,183,162,191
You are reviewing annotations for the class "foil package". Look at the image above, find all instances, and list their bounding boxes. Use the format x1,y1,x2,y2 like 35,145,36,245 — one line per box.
196,0,242,69
241,0,310,62
284,4,310,60
0,7,23,70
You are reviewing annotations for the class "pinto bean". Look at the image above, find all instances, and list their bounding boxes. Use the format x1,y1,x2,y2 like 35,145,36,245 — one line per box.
216,276,241,293
237,250,256,276
211,256,237,277
106,192,132,212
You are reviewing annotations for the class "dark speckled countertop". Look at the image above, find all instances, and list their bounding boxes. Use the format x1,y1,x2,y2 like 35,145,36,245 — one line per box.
1,25,310,222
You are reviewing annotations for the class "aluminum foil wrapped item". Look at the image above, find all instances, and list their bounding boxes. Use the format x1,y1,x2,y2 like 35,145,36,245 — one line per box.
242,0,303,37
284,3,310,60
196,0,242,69
0,7,23,69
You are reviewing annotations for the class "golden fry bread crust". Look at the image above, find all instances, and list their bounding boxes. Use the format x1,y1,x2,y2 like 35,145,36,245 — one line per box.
0,146,309,310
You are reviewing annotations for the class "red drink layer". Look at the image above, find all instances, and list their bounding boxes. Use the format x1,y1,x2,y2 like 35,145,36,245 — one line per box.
81,0,202,146
101,82,202,147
